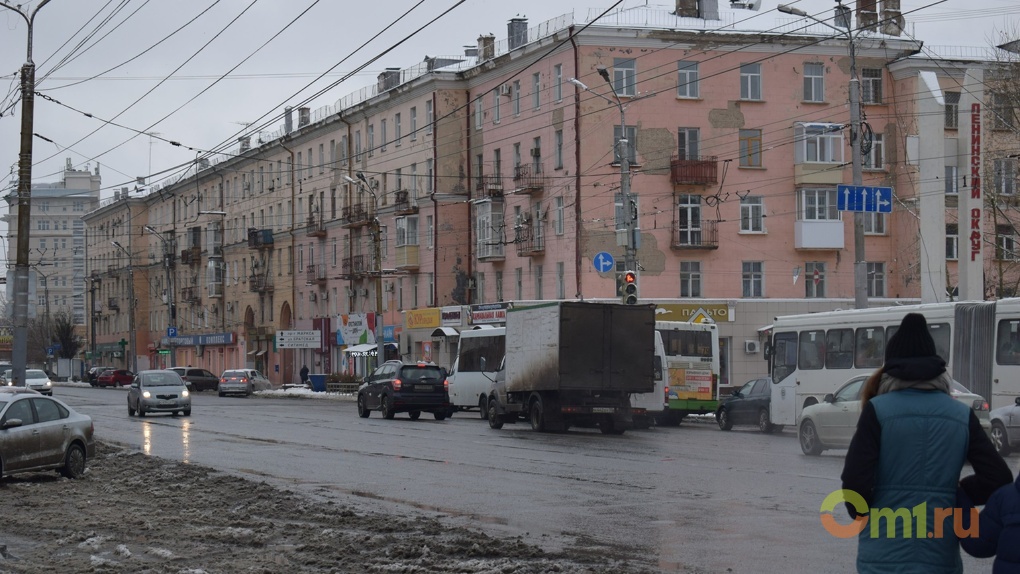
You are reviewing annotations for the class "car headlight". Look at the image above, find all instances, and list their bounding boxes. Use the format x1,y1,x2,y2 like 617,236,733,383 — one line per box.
142,390,151,398
45,381,52,387
181,389,189,397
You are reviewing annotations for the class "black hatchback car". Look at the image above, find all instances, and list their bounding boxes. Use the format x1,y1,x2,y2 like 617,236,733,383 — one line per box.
357,360,450,420
716,377,779,433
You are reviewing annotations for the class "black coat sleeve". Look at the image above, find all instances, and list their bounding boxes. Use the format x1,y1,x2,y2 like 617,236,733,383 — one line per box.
841,401,881,518
959,411,1013,505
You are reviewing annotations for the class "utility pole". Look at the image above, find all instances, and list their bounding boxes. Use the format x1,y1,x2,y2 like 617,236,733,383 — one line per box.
2,0,53,388
344,174,383,366
112,241,137,373
779,4,868,309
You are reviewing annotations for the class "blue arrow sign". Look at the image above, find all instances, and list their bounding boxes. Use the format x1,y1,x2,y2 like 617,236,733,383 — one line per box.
593,251,615,273
167,327,178,338
837,185,893,213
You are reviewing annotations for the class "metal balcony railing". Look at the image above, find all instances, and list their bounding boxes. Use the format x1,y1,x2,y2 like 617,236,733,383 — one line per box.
671,219,719,249
670,155,719,185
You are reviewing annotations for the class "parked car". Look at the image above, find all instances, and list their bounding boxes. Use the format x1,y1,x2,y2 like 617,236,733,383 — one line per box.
127,370,191,417
716,377,779,433
96,369,134,388
988,397,1020,456
168,367,219,392
357,360,450,420
798,375,991,456
87,366,114,386
218,370,261,397
223,369,272,391
0,387,95,479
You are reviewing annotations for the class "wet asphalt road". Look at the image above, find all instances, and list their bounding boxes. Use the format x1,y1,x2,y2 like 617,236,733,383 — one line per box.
53,386,1000,573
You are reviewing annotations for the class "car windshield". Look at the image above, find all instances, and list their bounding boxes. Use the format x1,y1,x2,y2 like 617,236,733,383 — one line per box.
25,370,48,380
400,366,442,381
141,373,183,386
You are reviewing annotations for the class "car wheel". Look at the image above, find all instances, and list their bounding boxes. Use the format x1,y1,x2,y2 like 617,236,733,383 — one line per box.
991,422,1011,456
183,409,191,416
717,408,733,431
357,394,370,418
488,398,504,429
434,411,447,421
758,409,774,434
799,420,823,456
478,396,488,420
138,404,146,417
59,443,86,479
127,402,135,416
529,398,545,432
409,411,421,420
381,395,395,419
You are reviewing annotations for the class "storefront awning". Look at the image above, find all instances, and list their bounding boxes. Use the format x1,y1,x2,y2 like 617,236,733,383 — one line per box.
255,349,267,356
430,327,459,337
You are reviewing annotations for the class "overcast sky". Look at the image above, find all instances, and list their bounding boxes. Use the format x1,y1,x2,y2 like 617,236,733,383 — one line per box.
0,0,1015,210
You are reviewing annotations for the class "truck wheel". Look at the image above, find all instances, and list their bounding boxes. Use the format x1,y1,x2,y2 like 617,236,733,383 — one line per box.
487,399,504,429
529,398,546,432
478,396,488,420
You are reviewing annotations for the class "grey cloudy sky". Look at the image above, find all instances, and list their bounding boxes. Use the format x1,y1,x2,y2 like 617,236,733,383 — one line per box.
0,0,1016,203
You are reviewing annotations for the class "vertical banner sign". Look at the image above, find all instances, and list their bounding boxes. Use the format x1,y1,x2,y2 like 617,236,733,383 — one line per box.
969,102,982,262
958,68,984,301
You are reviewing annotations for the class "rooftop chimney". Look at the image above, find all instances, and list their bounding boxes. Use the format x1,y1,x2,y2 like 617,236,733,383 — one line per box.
676,0,719,19
298,107,311,127
857,0,878,31
478,34,495,60
284,106,293,134
508,17,527,50
238,136,251,153
377,68,401,92
880,0,903,36
198,158,210,170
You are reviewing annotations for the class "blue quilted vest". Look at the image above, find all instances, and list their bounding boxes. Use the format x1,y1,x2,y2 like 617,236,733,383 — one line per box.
856,389,971,574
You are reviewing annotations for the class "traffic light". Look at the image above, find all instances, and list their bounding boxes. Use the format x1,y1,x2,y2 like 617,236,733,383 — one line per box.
622,270,638,305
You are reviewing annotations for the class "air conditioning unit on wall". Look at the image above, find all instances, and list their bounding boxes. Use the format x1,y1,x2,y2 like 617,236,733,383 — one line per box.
744,340,760,354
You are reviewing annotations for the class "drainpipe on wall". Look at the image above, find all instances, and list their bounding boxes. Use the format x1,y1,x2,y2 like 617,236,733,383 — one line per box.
461,91,472,305
570,27,583,300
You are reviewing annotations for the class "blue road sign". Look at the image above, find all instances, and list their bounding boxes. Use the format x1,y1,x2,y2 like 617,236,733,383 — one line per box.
593,251,615,273
837,184,893,213
167,327,178,338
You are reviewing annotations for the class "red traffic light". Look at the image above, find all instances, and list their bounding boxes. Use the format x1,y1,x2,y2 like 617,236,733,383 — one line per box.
622,270,638,304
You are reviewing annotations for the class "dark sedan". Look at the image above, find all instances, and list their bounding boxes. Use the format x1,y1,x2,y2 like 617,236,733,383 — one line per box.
169,367,219,392
716,377,779,433
0,387,95,479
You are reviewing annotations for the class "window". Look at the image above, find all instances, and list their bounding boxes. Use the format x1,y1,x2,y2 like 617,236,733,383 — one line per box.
675,194,702,245
739,129,762,167
515,268,523,300
492,90,501,124
535,265,544,300
613,58,637,96
680,261,701,297
426,215,433,249
946,223,958,261
410,163,418,197
474,96,483,129
803,63,824,102
340,135,348,165
396,216,419,247
395,113,402,145
532,72,541,110
427,273,434,306
945,92,960,129
677,61,699,98
425,100,433,134
742,261,764,298
740,196,764,232
613,125,638,164
380,120,387,151
556,262,565,299
495,271,504,301
863,133,884,169
554,196,564,235
867,262,886,297
945,166,958,195
994,158,1017,196
799,188,839,220
319,143,325,173
993,92,1014,130
864,211,886,235
799,330,826,370
826,329,855,369
410,107,417,139
512,80,521,116
677,128,700,160
740,63,761,100
475,202,504,259
862,68,883,104
554,64,563,101
795,123,843,164
998,224,1018,260
805,262,825,298
425,159,433,194
554,129,563,169
354,131,362,160
367,125,374,157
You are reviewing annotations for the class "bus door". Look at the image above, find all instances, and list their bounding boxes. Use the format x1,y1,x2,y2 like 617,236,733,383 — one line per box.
769,331,798,427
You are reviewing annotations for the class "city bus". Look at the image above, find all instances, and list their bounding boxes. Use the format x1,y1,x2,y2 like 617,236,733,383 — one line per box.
447,326,505,417
633,320,720,426
766,298,1020,429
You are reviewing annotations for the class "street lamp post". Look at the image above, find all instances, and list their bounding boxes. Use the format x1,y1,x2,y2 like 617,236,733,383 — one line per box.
2,0,53,389
111,241,138,373
344,174,384,367
778,4,868,309
144,225,176,368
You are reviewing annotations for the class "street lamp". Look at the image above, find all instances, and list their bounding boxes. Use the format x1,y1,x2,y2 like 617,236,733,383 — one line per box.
144,225,176,368
778,3,868,309
111,241,138,373
2,0,53,390
343,174,384,366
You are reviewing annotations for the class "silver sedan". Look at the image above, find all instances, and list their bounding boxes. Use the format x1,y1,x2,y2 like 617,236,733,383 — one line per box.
0,387,95,479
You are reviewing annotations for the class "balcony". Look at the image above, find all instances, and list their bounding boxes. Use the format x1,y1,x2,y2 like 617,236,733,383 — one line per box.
341,204,371,228
180,286,201,304
89,270,102,281
395,245,419,270
394,190,418,215
341,256,354,279
107,297,119,311
107,264,121,275
207,281,223,299
249,274,274,293
247,228,274,249
180,246,201,265
305,214,327,238
476,174,505,198
670,155,719,185
515,229,545,257
305,263,327,285
512,164,544,194
671,220,719,250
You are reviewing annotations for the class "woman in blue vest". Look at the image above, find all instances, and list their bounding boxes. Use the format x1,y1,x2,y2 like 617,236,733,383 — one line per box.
841,312,1012,573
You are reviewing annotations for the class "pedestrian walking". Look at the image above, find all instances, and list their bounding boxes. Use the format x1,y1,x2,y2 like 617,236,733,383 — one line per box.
959,466,1020,572
841,312,1012,573
299,364,309,385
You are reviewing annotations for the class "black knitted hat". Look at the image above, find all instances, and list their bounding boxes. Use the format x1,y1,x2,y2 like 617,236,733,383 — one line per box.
885,313,938,361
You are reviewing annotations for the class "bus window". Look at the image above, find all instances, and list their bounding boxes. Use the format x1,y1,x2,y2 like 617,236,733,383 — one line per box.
888,322,951,362
997,319,1020,365
798,330,825,370
825,328,854,369
855,327,885,368
772,332,798,383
